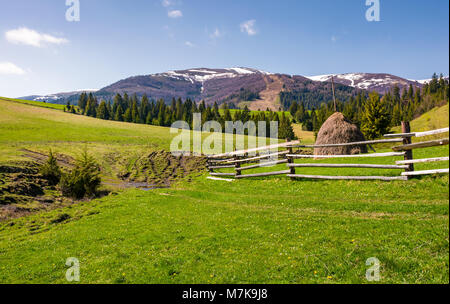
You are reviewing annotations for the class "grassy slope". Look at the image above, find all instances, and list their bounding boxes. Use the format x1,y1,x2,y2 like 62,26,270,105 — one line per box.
392,103,449,135
0,98,448,284
0,97,67,111
407,103,448,132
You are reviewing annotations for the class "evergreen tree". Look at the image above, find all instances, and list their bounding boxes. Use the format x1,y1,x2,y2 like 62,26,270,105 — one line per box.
361,92,391,140
278,113,296,140
96,100,109,120
85,93,97,117
131,99,139,123
78,92,88,114
123,108,132,122
114,105,124,121
289,101,299,118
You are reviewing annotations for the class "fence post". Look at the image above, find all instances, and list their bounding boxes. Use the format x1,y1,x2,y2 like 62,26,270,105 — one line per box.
401,121,414,178
207,157,213,173
287,139,295,179
234,148,241,178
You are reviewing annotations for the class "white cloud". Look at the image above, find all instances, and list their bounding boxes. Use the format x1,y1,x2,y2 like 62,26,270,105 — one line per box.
210,28,222,39
5,27,69,47
331,35,338,42
0,62,26,75
240,20,257,36
162,0,173,7
168,10,183,18
185,41,195,47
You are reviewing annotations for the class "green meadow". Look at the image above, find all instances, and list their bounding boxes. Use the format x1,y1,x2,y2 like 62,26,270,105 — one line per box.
0,97,448,284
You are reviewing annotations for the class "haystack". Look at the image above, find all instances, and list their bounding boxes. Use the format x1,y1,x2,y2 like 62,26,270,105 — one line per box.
314,112,368,155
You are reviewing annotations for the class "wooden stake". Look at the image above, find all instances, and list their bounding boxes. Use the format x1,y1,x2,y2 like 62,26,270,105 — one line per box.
331,76,337,112
401,121,414,177
287,139,295,179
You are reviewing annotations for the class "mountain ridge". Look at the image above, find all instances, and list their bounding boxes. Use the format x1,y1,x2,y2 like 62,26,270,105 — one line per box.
18,67,443,110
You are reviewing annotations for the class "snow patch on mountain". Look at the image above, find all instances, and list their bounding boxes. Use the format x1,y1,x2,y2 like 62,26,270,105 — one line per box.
158,67,272,84
305,73,427,92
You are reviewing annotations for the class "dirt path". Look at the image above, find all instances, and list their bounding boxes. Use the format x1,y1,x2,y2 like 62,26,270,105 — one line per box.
249,75,284,111
20,149,74,168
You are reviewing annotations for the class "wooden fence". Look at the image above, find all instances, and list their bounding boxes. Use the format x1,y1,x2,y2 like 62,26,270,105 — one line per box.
206,123,449,181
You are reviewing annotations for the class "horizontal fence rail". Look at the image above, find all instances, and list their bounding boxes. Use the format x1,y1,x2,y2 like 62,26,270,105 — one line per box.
293,138,403,148
287,163,409,170
396,157,449,165
287,152,406,159
384,127,449,138
236,170,291,179
211,140,300,159
227,151,290,164
236,159,288,171
392,138,449,151
206,124,449,182
287,174,408,181
402,169,449,177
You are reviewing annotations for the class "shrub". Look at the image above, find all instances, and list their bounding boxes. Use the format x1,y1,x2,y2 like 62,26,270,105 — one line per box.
39,150,62,186
60,149,101,199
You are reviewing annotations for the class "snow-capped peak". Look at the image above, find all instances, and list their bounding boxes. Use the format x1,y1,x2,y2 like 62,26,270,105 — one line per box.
157,67,272,84
305,72,429,93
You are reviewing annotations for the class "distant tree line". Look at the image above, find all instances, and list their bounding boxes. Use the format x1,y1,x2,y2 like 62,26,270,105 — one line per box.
65,74,447,141
279,82,357,110
288,73,449,139
67,92,296,140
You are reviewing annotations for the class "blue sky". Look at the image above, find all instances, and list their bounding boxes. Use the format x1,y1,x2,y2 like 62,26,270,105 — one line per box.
0,0,448,97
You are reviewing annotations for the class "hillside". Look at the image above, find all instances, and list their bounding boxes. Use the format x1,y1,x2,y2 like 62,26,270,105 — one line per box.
0,97,448,283
391,103,449,138
407,103,448,132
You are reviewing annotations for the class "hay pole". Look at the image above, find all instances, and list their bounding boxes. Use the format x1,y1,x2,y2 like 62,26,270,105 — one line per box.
236,170,291,179
287,163,409,169
396,157,449,165
236,159,288,171
287,152,405,159
401,168,449,176
287,174,408,181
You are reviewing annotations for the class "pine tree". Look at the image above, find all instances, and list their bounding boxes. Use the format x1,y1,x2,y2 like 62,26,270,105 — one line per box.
278,113,296,140
123,108,132,122
391,103,402,126
114,105,124,121
361,92,391,140
84,94,96,117
289,101,299,118
131,99,139,123
78,92,88,114
96,100,109,120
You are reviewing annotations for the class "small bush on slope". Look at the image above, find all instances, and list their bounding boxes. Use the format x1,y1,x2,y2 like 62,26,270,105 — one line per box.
39,150,62,186
60,149,101,199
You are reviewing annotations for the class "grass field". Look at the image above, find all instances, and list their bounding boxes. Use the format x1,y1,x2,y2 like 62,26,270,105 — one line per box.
392,103,449,135
0,97,67,111
0,97,448,284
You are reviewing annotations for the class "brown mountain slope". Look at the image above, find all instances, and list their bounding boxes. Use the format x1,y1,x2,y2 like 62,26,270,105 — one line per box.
248,75,284,111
